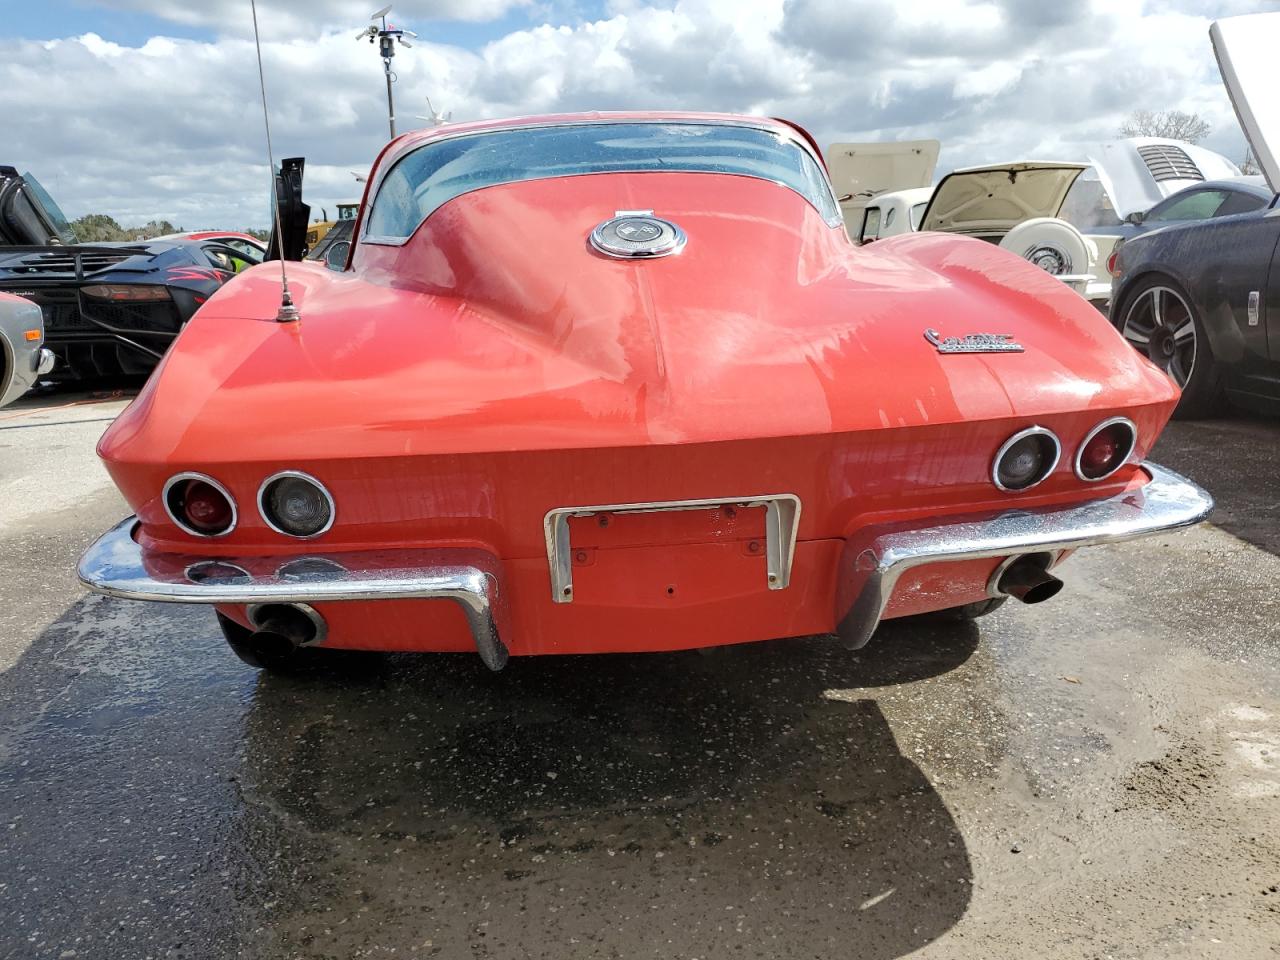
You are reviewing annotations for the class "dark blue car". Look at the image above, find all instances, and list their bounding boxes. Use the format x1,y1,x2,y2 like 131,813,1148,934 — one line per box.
1091,176,1271,244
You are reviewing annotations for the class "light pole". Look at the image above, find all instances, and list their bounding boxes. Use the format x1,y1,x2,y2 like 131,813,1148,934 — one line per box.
356,5,416,140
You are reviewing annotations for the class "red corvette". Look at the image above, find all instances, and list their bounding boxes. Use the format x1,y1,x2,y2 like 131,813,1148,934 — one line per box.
78,113,1213,672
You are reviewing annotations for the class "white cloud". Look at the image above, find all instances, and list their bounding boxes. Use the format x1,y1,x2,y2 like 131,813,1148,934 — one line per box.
0,0,1267,230
953,62,1025,100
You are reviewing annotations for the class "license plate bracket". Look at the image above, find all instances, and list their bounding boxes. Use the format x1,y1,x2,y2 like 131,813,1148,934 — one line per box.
543,494,800,603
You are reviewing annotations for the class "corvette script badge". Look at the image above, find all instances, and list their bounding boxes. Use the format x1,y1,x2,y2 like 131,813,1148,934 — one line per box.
924,329,1024,354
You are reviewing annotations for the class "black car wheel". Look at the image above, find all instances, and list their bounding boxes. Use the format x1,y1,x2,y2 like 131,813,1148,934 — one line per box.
1117,276,1222,419
943,596,1007,620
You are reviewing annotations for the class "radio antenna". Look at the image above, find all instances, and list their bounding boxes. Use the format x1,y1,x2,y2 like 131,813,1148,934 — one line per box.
249,0,299,323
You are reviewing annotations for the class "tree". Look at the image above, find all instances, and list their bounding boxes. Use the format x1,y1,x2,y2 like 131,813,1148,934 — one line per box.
1119,110,1211,144
70,214,182,243
1239,147,1260,176
130,219,179,239
70,213,124,242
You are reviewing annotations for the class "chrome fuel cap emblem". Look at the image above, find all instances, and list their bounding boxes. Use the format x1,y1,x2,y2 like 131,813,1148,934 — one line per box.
590,210,687,259
616,220,661,242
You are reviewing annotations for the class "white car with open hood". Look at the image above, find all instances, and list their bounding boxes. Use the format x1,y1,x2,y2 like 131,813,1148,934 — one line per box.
919,160,1098,291
825,140,939,237
851,138,1240,306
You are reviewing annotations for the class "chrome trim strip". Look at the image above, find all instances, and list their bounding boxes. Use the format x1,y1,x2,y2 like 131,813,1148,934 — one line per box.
76,520,510,671
835,461,1212,650
542,494,801,603
257,470,337,539
991,425,1062,492
162,472,238,538
1074,416,1137,482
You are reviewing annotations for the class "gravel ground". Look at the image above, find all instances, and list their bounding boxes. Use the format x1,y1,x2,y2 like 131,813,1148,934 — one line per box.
0,392,1276,960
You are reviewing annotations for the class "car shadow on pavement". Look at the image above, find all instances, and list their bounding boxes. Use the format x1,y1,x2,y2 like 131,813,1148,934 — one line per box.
0,597,977,960
1153,414,1280,556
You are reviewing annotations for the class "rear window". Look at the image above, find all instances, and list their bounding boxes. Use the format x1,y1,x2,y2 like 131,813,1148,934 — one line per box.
365,122,841,240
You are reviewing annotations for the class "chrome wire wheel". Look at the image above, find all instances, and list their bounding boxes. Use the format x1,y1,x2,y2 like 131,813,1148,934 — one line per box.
1120,285,1197,387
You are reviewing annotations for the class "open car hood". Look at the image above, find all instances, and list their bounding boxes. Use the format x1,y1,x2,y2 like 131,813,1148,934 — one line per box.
918,162,1086,234
1212,13,1280,193
826,140,940,218
1084,138,1242,219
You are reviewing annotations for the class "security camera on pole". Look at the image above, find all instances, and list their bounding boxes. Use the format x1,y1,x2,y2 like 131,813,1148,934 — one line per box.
356,5,416,139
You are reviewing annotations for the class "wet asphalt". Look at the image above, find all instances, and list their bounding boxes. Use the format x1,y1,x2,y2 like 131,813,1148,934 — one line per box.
0,395,1277,959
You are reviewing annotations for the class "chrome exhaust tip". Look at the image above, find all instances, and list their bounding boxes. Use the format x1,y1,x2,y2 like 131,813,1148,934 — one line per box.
246,602,327,648
996,554,1064,605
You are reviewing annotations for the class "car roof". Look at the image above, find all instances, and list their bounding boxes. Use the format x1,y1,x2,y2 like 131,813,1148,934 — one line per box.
1155,176,1274,203
372,112,825,181
391,111,800,147
1202,176,1273,196
151,231,262,244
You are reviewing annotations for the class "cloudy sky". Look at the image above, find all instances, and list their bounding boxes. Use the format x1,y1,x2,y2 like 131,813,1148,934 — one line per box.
1,0,1272,230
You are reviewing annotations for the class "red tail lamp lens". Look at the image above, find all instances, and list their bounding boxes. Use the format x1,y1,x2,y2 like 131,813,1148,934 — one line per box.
184,481,233,532
165,476,235,536
81,284,171,301
1077,420,1136,481
1107,239,1125,278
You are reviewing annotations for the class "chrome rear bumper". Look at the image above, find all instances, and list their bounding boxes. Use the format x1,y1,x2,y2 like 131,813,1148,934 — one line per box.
834,461,1213,648
77,521,510,671
77,462,1211,667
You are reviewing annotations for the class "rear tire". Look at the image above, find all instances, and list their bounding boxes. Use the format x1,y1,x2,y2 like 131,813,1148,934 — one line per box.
1115,275,1223,419
944,596,1007,620
217,611,301,672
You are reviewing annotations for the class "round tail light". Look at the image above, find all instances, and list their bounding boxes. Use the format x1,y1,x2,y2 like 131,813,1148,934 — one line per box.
993,427,1061,492
1075,417,1137,482
259,471,334,539
164,473,236,537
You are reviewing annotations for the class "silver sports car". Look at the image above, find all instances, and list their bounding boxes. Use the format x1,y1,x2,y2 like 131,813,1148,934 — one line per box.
0,291,54,407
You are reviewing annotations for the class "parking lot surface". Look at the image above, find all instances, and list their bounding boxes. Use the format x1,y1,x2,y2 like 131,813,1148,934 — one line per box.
1,394,1277,959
